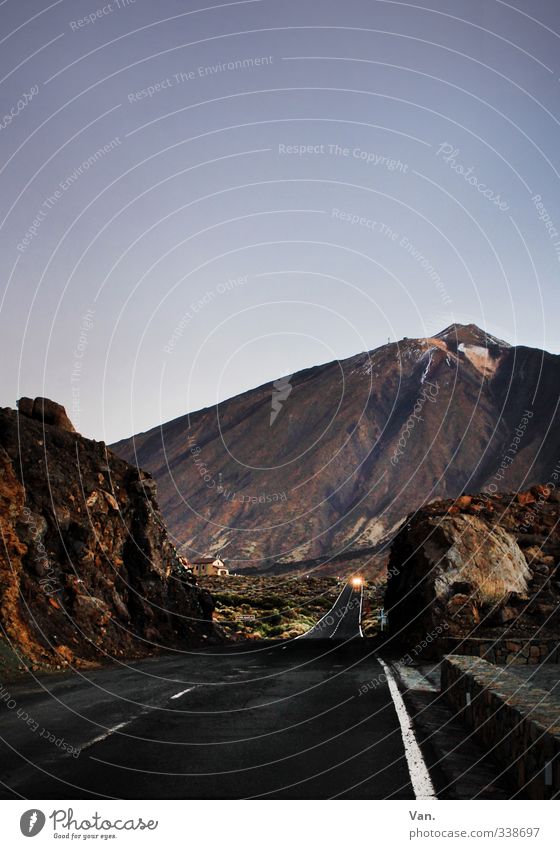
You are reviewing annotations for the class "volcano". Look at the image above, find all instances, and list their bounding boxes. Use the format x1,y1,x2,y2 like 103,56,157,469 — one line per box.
111,325,560,572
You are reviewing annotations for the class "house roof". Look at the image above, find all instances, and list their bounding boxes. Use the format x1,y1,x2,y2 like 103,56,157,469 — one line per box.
191,558,224,565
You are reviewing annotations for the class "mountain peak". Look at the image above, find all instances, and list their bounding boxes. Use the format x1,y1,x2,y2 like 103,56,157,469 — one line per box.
112,320,557,570
434,323,510,348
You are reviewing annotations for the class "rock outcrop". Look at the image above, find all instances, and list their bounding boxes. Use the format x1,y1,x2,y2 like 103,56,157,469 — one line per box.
17,396,76,432
111,324,560,572
0,400,221,670
385,488,560,645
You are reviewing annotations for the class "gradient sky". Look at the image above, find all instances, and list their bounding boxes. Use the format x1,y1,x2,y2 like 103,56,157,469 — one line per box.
2,0,560,442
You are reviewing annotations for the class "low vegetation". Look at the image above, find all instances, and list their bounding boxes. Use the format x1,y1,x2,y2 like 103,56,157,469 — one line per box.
199,574,385,640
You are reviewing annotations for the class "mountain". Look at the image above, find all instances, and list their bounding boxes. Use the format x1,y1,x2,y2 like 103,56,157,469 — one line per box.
0,398,220,671
111,324,560,572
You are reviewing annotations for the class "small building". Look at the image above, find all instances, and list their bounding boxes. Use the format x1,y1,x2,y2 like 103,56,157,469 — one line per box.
190,558,229,577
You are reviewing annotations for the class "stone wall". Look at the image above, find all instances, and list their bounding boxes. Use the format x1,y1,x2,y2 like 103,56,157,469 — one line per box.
441,655,560,798
442,637,560,665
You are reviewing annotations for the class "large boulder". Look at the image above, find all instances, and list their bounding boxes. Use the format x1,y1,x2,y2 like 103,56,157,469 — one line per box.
385,488,560,649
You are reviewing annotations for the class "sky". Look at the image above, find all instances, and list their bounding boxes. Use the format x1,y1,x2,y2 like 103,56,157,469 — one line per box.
1,0,560,442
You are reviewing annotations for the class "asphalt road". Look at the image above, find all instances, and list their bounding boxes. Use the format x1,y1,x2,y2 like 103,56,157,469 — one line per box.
300,582,363,640
0,640,418,800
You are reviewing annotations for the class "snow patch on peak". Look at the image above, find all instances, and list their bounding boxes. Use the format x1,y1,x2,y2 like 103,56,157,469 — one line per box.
458,343,502,377
421,348,436,383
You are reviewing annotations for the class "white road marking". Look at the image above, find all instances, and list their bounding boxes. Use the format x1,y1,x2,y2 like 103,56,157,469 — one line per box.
358,586,364,637
298,582,348,638
331,585,363,638
67,687,197,757
377,657,437,800
79,721,130,752
302,584,348,640
170,686,196,700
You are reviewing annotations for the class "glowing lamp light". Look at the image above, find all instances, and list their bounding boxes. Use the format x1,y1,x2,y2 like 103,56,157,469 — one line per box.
351,577,363,588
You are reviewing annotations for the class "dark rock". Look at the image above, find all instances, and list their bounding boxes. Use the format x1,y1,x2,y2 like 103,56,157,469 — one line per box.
532,603,557,616
17,397,34,418
18,397,76,433
517,534,546,548
533,564,550,576
450,581,474,595
494,606,518,624
0,403,224,668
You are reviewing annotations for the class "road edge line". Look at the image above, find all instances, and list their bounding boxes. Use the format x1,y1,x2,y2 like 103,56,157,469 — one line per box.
376,655,437,800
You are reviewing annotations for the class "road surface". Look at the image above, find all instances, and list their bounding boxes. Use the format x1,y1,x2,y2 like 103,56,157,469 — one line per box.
0,641,425,799
300,581,363,640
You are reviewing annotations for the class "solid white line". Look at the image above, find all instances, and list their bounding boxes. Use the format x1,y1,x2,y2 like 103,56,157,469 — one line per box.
358,586,364,637
170,687,196,700
377,657,437,800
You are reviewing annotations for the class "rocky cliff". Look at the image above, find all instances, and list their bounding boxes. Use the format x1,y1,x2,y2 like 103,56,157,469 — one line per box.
112,324,560,572
385,487,560,645
0,399,220,670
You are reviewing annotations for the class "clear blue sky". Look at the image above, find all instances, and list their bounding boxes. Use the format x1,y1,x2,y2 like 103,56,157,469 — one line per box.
1,0,560,441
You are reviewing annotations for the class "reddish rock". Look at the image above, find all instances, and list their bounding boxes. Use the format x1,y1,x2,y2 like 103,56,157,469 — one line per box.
532,484,552,500
0,446,35,657
0,403,224,668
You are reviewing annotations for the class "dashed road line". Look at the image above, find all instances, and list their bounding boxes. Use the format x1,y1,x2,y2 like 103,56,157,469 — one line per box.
78,721,131,753
170,687,197,700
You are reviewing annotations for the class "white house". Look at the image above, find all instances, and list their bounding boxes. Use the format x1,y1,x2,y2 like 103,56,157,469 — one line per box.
190,558,229,577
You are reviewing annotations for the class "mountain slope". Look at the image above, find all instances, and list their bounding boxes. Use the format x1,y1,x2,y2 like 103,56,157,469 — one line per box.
111,325,560,571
